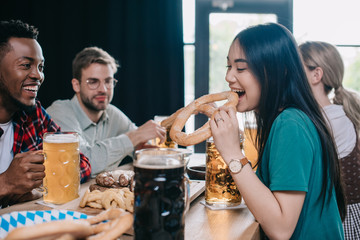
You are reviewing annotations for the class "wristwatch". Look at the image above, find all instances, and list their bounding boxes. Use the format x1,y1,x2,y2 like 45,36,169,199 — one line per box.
228,157,251,174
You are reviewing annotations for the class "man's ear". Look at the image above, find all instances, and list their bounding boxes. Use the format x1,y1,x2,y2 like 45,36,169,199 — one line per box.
72,78,80,93
312,67,324,85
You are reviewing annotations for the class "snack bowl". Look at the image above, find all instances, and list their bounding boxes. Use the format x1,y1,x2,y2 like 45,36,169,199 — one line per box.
187,165,206,180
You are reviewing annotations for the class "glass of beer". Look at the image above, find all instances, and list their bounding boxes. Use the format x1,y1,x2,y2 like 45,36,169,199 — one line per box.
205,137,242,207
133,148,189,240
152,115,177,148
244,121,258,171
42,132,80,204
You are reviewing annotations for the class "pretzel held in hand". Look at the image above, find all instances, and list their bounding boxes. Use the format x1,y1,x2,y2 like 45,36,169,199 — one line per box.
167,91,238,146
161,102,217,129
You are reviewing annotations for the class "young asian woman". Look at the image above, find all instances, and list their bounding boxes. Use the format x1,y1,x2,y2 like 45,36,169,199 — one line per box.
210,23,346,239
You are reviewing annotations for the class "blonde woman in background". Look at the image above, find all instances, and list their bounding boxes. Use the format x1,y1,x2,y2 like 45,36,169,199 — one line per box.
300,41,360,239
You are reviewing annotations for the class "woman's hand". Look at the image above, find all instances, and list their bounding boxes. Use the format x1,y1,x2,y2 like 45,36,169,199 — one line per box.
210,106,244,163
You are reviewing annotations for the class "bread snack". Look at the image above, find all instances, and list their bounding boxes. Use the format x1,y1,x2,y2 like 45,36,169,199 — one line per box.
89,184,122,192
79,170,135,212
95,172,116,187
161,102,217,129
4,220,92,240
95,170,134,189
80,188,134,212
163,91,238,146
4,208,133,240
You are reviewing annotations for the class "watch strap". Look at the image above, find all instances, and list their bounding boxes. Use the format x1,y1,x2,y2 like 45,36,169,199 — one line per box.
240,157,251,168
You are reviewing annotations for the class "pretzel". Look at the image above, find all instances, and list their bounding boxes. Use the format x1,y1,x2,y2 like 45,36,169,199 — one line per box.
4,208,133,240
85,208,133,240
168,91,238,146
161,102,217,129
80,188,134,212
4,220,92,240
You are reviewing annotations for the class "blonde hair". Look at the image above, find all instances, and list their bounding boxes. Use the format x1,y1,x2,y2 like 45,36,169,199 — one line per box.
300,41,360,132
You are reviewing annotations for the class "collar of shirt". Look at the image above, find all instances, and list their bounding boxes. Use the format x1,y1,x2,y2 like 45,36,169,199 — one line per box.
71,95,109,131
12,101,57,153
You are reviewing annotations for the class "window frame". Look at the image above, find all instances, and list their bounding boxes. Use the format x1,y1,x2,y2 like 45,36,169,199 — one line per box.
192,0,293,152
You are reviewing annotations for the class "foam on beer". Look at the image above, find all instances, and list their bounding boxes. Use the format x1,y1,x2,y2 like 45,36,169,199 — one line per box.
134,156,183,169
44,134,78,143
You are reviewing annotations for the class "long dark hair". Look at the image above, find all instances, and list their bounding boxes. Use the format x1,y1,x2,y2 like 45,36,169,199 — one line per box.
236,23,346,220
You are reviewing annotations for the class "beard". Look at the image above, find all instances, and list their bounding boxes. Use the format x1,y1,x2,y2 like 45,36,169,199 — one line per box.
80,92,108,112
0,78,36,113
9,94,36,112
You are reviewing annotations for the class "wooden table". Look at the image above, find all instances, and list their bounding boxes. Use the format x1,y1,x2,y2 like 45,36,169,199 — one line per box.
0,154,259,240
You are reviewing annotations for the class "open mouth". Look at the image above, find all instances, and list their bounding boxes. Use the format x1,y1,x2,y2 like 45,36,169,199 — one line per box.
232,89,245,98
23,85,39,93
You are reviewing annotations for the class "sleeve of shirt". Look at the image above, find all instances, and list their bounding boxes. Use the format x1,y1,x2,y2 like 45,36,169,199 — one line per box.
79,134,134,177
79,153,91,183
40,105,92,183
265,114,316,192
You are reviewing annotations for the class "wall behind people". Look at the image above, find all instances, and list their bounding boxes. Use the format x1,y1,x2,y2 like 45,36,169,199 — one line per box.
0,0,184,125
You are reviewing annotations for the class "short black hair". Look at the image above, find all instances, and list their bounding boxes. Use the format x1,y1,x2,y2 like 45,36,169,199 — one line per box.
0,19,39,61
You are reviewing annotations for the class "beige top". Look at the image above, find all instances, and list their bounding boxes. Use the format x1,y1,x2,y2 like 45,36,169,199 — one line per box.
323,104,356,158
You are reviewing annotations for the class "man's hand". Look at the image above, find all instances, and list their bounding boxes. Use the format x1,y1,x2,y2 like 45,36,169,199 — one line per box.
0,189,42,207
126,120,166,147
0,150,45,197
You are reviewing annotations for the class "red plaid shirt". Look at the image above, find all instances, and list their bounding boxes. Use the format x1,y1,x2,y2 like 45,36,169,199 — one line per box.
12,101,91,183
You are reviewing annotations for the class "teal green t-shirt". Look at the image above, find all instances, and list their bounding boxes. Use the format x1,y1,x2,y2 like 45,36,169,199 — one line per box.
256,108,344,239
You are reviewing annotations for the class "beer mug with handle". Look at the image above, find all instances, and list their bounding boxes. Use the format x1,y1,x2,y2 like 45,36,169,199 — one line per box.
133,148,190,240
41,132,80,204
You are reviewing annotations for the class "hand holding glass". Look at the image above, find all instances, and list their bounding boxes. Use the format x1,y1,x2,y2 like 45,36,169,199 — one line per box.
205,137,242,207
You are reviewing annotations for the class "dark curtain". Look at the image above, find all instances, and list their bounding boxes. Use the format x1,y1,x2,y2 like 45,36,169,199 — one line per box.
0,0,184,126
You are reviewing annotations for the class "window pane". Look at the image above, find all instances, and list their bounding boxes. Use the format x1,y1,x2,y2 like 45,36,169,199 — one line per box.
338,47,360,92
294,0,360,92
184,45,195,105
183,0,195,43
184,45,195,151
293,0,360,45
209,13,277,94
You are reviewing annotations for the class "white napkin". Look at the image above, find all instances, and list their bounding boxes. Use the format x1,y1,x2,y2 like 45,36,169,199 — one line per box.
35,200,58,208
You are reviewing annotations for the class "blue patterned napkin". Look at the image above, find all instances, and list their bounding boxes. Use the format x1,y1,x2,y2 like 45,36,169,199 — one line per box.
0,210,88,238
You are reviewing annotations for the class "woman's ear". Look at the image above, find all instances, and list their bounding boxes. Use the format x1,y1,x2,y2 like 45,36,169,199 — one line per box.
312,67,324,85
72,78,81,93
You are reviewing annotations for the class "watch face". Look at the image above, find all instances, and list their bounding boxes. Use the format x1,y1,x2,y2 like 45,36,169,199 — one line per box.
229,160,242,173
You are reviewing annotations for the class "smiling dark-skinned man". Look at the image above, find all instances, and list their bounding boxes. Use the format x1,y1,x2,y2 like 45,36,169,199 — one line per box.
0,19,91,208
